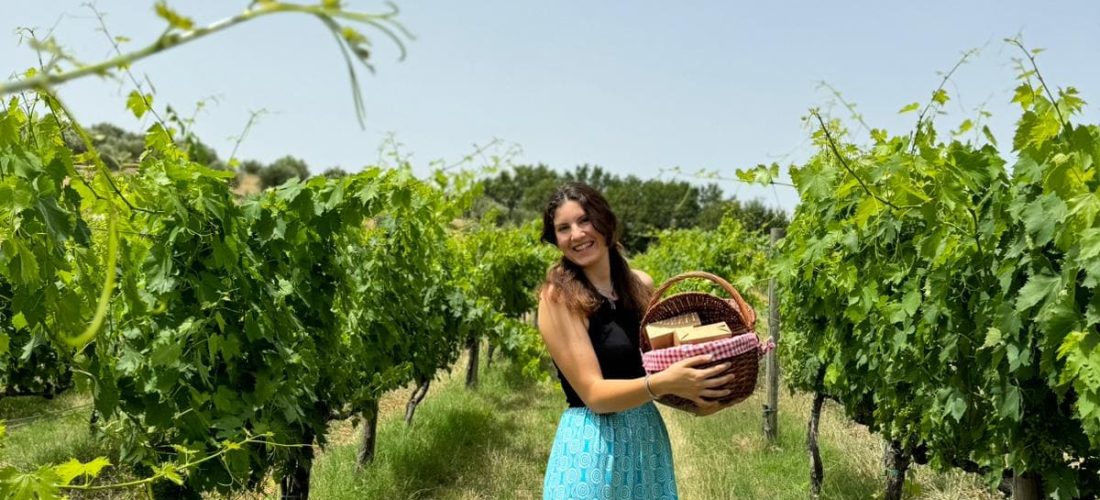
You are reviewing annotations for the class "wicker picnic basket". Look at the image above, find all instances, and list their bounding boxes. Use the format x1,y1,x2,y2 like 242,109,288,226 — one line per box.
639,271,771,414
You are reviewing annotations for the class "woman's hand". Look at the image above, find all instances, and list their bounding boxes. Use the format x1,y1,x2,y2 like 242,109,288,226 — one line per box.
650,354,736,410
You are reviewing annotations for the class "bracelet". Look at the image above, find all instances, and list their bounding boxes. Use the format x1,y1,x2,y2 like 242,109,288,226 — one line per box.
644,373,658,400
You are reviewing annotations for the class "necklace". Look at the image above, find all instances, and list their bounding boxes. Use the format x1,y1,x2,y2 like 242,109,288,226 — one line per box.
594,284,617,307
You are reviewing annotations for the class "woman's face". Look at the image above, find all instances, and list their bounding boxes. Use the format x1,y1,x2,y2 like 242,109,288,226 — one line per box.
552,200,608,269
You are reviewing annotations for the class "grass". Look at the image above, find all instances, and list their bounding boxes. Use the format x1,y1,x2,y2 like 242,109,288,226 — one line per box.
0,391,105,469
309,361,560,499
1,353,1001,499
308,353,999,500
0,391,140,498
662,389,996,500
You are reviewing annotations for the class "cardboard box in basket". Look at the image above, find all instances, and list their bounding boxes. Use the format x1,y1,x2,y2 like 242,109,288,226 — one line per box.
643,312,700,349
675,321,733,345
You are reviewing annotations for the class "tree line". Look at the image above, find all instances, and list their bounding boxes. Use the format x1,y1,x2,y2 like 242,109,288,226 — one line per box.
69,122,789,253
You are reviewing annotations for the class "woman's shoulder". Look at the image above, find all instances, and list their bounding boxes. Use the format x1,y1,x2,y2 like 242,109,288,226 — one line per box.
539,283,572,311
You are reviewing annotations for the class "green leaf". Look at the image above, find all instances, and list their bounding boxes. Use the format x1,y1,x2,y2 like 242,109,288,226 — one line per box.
1013,109,1061,151
898,102,920,114
146,243,175,294
981,327,1003,349
1016,273,1060,312
946,393,967,421
126,90,152,119
1058,330,1089,360
52,457,111,485
1006,343,1025,371
901,288,920,317
1022,194,1067,246
852,197,882,229
35,196,72,243
12,239,40,284
155,2,195,30
1012,83,1035,108
213,386,237,412
1000,385,1021,421
150,338,181,367
52,459,84,485
931,89,949,106
0,466,61,499
11,313,27,331
955,119,973,135
154,463,184,485
981,125,998,146
220,335,241,361
116,348,143,375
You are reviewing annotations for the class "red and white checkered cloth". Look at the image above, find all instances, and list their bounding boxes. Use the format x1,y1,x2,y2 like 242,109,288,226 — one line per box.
642,333,775,373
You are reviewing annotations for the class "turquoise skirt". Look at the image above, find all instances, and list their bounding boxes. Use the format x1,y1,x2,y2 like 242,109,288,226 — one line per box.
542,402,678,500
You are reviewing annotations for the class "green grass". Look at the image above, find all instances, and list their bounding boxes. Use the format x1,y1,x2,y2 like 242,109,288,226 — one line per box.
0,391,140,498
310,357,998,500
310,363,561,499
0,391,106,469
1,356,1000,499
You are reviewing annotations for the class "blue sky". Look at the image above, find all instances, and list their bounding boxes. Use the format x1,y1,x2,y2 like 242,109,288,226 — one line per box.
3,1,1099,213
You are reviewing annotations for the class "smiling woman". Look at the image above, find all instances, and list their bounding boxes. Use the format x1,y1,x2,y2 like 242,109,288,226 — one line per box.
535,183,735,499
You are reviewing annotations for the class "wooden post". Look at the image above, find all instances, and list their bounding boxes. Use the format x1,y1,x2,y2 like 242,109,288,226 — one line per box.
763,227,785,442
404,378,431,425
1013,471,1042,500
280,429,315,499
807,391,825,499
356,399,380,468
466,336,480,388
883,440,911,500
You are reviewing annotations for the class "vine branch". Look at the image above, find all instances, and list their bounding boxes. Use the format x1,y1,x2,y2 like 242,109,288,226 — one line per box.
1,2,409,130
1006,38,1067,128
810,109,899,211
909,48,978,154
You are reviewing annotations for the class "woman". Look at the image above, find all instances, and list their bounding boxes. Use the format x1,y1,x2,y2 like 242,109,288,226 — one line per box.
538,183,734,500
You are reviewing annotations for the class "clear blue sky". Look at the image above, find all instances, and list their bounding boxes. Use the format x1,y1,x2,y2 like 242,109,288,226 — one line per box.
4,1,1099,213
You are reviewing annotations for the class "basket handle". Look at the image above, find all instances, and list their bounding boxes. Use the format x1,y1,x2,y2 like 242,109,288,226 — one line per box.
645,271,756,328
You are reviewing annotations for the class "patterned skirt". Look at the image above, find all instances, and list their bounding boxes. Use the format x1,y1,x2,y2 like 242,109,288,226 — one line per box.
542,402,678,499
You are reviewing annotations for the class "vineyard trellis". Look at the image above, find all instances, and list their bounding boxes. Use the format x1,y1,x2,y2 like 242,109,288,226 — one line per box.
775,42,1100,499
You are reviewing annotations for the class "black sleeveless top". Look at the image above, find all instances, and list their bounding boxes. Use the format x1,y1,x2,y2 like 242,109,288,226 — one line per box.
557,297,647,408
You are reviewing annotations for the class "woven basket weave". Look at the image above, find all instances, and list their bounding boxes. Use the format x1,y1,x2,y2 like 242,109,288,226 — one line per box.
640,271,765,414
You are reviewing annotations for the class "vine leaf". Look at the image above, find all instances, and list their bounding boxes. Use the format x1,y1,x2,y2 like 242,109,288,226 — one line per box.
53,457,112,486
1016,273,1060,312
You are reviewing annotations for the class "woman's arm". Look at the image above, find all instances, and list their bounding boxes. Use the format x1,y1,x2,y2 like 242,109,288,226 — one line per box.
538,286,733,414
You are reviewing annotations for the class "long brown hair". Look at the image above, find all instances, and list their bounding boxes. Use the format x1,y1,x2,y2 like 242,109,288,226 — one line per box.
539,183,650,317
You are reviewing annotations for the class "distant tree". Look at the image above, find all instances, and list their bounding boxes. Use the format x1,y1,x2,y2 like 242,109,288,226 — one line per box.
65,123,145,170
605,177,703,252
260,155,310,188
480,164,561,224
181,135,225,169
697,198,788,233
321,167,349,178
66,122,227,170
734,198,788,232
565,164,615,193
239,159,265,175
